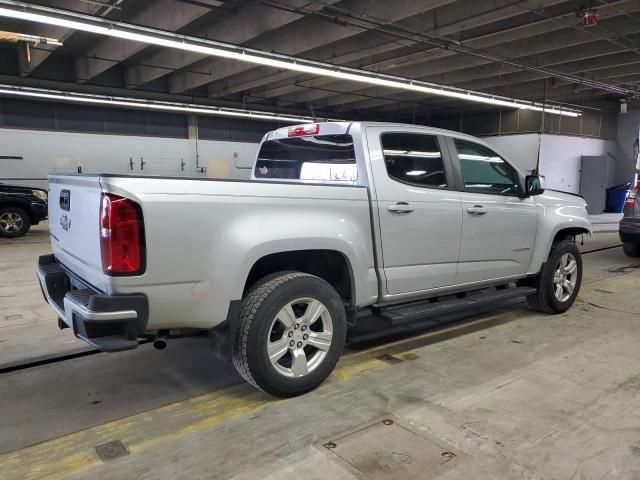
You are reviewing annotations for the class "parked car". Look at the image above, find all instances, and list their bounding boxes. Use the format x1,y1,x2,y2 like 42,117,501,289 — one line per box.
620,179,640,257
37,122,592,397
0,183,48,238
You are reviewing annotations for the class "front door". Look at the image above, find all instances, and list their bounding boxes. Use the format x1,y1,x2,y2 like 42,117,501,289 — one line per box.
366,127,462,296
449,138,538,284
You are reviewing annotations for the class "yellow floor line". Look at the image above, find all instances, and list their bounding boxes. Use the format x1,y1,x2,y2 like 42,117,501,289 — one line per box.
2,309,517,480
0,357,388,480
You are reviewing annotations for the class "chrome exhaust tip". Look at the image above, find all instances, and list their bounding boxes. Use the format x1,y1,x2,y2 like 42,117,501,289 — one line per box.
153,336,168,350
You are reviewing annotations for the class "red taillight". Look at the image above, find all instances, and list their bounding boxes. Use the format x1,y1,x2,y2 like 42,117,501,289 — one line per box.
287,123,320,137
100,193,145,276
625,180,640,208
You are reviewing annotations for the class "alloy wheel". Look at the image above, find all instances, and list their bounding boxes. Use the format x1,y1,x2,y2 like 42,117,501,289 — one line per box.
553,253,578,302
0,212,24,234
266,297,334,378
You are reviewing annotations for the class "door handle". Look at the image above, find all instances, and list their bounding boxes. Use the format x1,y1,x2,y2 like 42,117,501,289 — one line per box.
388,202,414,213
467,205,488,215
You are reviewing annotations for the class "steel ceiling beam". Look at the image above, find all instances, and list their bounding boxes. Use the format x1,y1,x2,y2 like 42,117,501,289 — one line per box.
75,0,212,83
17,0,102,77
332,46,640,111
207,0,568,100
0,0,587,115
166,0,460,94
124,0,341,89
286,3,640,110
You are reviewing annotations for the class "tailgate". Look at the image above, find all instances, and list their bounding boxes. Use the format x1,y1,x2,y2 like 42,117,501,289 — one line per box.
48,175,107,292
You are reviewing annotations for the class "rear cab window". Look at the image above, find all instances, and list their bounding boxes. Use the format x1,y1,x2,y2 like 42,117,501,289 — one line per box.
381,133,448,188
254,134,358,183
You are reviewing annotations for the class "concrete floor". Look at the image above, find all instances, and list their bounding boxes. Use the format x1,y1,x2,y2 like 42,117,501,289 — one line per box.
2,223,640,479
0,223,89,366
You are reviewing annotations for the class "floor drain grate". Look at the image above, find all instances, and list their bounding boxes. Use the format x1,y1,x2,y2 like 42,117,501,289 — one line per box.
95,440,129,462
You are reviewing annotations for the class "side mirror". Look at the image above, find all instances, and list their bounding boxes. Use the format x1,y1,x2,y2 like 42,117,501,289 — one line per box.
525,175,546,197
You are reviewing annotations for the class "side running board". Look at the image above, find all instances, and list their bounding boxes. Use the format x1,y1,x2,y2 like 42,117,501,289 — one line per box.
378,286,537,326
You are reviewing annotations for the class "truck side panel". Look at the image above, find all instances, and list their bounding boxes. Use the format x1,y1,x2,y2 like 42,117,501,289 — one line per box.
527,190,593,275
102,177,378,330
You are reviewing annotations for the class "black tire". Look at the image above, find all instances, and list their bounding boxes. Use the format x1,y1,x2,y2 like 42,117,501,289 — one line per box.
0,206,31,238
232,272,347,397
526,239,583,314
622,241,640,257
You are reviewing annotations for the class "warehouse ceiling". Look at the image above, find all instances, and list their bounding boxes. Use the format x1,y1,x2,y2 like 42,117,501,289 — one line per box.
0,0,639,120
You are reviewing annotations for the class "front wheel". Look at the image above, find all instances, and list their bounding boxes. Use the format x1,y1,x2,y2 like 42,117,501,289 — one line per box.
232,272,347,397
527,239,583,314
0,207,31,238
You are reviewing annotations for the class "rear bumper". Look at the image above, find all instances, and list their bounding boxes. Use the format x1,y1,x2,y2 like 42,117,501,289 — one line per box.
620,218,640,243
37,254,148,352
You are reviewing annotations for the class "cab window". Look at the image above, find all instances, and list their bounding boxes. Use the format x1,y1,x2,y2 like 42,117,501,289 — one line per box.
381,133,447,188
454,139,520,196
255,134,357,182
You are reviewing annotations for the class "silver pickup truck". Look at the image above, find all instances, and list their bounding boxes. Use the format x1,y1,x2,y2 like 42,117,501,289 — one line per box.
38,122,592,396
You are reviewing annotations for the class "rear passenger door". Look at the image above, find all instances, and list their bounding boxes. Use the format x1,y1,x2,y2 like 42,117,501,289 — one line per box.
366,127,462,296
447,138,538,284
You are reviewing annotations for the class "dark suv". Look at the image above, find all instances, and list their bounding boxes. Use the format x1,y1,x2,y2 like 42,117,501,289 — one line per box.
0,183,48,238
620,180,640,257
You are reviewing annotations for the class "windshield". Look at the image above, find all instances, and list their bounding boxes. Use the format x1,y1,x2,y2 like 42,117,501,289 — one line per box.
254,134,357,182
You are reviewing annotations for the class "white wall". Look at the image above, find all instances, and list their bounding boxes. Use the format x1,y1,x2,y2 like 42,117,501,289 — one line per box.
0,128,259,189
538,135,616,193
483,133,540,174
484,133,617,193
2,127,621,195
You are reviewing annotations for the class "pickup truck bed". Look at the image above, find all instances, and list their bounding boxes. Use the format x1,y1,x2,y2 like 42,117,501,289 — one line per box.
44,174,378,336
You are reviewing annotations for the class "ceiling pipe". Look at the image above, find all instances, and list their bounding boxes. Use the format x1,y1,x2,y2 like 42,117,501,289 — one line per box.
0,83,335,123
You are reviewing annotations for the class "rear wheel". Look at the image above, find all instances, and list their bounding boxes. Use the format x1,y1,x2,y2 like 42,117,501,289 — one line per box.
622,241,640,257
232,272,347,397
0,207,31,238
527,239,582,314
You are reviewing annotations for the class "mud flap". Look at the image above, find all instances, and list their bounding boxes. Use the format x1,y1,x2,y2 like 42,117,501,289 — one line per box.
209,300,242,362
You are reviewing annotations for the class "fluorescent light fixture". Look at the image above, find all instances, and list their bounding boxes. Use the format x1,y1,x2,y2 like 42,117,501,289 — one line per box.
0,0,582,118
529,105,579,116
405,170,427,176
0,84,320,123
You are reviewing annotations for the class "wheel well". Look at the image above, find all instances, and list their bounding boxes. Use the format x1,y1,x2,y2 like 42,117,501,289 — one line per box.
0,202,33,222
244,250,354,304
553,227,590,245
